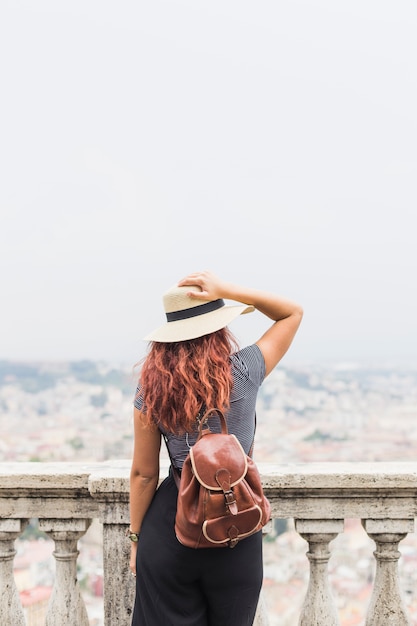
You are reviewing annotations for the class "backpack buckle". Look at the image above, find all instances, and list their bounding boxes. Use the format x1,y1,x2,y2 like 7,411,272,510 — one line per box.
224,490,238,515
228,525,239,548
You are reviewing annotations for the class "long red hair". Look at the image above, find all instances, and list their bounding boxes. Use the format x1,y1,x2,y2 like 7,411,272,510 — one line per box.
137,328,239,433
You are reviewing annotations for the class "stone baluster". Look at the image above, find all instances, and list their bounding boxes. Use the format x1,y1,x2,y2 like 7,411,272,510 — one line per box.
0,519,28,626
363,518,414,626
99,502,135,626
295,519,344,626
102,521,135,625
39,518,91,626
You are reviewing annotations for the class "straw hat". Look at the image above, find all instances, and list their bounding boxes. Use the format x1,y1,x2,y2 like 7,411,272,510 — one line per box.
144,284,254,343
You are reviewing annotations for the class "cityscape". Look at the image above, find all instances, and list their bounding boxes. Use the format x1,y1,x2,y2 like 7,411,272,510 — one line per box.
1,358,417,625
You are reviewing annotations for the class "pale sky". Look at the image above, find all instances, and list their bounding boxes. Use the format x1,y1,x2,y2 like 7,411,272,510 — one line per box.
1,1,416,366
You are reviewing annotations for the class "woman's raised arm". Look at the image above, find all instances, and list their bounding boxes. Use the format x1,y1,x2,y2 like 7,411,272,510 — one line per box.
178,271,303,377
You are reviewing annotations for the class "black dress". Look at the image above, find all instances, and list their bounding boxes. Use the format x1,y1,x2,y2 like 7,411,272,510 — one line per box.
132,473,263,626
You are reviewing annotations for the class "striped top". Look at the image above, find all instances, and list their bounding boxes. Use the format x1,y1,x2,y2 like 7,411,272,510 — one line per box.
134,344,265,470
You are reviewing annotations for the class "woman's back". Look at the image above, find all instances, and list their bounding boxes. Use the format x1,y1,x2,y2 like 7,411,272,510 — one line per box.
156,344,266,469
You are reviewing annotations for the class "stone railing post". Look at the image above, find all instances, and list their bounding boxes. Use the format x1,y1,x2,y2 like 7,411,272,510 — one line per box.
39,518,91,626
88,469,134,626
0,519,28,626
295,519,344,626
101,508,135,626
363,518,414,626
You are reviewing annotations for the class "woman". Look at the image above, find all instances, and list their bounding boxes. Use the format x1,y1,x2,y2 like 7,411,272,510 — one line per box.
129,271,303,625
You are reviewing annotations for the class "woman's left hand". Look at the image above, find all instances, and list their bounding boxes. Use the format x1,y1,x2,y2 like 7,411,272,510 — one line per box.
130,542,138,579
178,270,227,302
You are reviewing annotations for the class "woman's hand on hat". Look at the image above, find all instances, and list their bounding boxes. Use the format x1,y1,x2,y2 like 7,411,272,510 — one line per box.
178,271,226,301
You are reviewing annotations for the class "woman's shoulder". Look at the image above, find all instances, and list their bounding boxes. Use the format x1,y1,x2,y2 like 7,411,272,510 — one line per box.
231,344,265,383
231,343,264,363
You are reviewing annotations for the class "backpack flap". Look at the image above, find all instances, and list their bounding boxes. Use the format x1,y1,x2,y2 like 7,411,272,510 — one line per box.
190,432,247,490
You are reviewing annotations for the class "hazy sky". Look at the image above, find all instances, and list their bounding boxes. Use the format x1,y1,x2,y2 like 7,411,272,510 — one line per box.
1,1,416,366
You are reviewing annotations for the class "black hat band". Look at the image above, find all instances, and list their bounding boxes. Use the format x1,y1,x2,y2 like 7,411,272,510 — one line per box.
166,299,225,323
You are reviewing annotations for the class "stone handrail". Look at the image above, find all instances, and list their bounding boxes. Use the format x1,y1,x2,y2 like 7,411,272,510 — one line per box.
1,461,417,625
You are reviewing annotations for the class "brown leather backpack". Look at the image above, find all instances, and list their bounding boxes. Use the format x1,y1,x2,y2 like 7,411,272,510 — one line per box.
172,407,271,549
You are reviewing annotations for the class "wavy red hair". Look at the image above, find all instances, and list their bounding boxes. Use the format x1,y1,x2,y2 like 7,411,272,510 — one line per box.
137,328,239,433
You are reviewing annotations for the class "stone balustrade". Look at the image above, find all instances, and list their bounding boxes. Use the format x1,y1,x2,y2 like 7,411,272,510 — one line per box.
1,460,417,625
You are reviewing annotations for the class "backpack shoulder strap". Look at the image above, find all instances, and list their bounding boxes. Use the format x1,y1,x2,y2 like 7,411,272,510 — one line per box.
162,432,182,489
